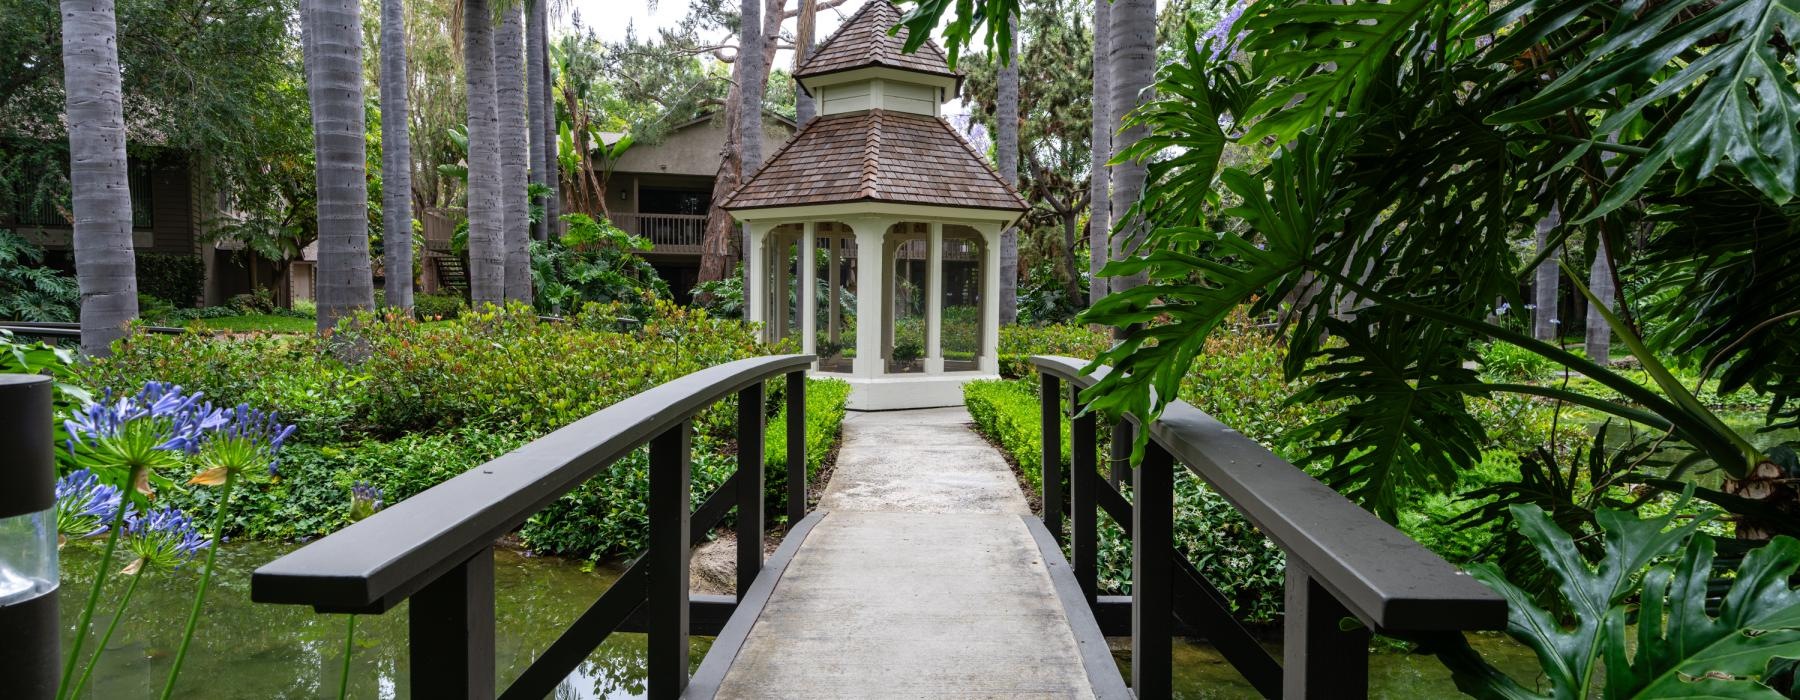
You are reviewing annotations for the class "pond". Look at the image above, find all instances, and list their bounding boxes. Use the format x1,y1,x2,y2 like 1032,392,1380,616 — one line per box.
60,542,1539,699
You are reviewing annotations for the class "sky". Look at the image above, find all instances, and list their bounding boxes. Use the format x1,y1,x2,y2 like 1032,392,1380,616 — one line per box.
566,0,874,69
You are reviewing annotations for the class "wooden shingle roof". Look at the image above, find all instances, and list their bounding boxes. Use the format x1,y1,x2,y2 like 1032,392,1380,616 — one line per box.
794,0,956,83
721,109,1027,213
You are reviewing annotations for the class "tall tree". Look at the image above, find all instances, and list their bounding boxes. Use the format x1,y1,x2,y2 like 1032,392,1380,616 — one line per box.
60,0,138,355
1106,0,1153,295
526,0,547,242
496,2,531,302
698,0,762,285
793,0,818,126
463,0,504,305
380,0,414,312
996,15,1020,325
1086,0,1110,307
303,0,375,331
1532,203,1559,341
538,1,559,239
1585,238,1615,361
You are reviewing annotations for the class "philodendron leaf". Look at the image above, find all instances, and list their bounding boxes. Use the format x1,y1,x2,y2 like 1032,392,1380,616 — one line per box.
1443,502,1800,697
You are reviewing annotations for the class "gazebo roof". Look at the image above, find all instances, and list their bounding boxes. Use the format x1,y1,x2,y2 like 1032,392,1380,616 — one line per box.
720,109,1028,213
794,0,957,85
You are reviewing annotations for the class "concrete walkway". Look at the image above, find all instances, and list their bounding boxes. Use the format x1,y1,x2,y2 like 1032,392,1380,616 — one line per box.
712,408,1108,699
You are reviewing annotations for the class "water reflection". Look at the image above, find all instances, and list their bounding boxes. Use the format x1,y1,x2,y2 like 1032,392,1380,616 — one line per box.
59,542,707,699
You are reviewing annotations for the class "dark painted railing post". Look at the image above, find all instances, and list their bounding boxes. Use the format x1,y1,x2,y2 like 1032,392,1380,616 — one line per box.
736,383,766,598
1069,391,1099,606
1133,439,1174,698
785,371,806,523
410,547,497,699
649,422,693,700
0,375,57,700
1109,422,1133,489
1040,374,1064,543
1284,562,1370,698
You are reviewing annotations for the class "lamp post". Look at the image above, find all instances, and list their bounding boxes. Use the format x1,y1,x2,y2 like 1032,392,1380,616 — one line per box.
0,374,58,699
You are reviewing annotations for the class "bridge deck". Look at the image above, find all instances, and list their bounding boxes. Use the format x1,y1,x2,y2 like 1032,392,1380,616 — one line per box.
691,407,1126,699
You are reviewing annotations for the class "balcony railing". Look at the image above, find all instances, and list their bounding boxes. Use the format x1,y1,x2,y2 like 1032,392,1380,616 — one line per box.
612,212,706,255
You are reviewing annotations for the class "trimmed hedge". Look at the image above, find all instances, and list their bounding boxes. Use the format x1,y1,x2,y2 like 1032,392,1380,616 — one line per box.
764,378,852,518
135,253,205,307
964,379,1068,492
997,323,1113,378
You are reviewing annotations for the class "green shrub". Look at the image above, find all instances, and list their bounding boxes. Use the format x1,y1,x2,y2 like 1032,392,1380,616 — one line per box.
1478,341,1556,381
964,379,1068,491
997,323,1113,378
135,253,205,307
764,378,852,518
414,291,467,320
521,442,737,558
0,229,78,322
227,288,277,314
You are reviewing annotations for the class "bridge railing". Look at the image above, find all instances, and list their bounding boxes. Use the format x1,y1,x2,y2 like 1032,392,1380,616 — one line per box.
1031,355,1507,699
252,354,816,700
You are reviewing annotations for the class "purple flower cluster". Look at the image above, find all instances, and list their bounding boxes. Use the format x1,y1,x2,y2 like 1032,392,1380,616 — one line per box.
54,470,124,540
64,382,223,456
211,404,298,475
123,506,210,571
348,482,383,523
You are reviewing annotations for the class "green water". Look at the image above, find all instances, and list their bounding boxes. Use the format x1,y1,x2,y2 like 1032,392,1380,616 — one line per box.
57,541,708,699
59,541,1540,698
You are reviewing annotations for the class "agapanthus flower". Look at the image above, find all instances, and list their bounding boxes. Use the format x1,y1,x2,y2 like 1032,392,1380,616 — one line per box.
347,482,383,523
64,383,224,495
1495,302,1511,316
54,469,127,542
190,404,297,485
119,506,209,574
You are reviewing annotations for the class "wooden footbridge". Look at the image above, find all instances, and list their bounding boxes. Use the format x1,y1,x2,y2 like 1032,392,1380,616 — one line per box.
252,355,1506,698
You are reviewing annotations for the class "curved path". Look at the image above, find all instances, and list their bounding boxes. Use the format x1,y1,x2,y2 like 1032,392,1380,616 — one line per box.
701,407,1125,699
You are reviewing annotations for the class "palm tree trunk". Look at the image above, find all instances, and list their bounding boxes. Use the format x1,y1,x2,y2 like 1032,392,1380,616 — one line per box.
496,2,532,303
1585,236,1614,361
463,0,505,305
380,0,414,313
793,0,818,126
540,17,560,239
997,20,1020,326
526,0,547,243
1086,0,1111,307
1533,202,1560,342
304,0,376,332
60,0,138,356
1107,0,1154,296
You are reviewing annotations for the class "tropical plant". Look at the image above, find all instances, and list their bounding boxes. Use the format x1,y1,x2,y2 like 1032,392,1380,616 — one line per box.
60,0,139,355
528,213,669,318
0,230,79,322
1432,499,1800,697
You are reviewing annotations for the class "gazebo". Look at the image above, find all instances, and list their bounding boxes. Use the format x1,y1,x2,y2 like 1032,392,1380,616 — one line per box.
722,0,1027,410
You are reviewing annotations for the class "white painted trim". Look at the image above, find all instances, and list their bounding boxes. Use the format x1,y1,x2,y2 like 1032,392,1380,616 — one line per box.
730,202,1023,228
800,222,817,360
925,222,944,373
799,66,957,96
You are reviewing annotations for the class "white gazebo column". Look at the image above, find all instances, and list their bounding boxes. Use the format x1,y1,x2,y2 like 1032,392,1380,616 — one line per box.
980,221,1002,374
850,218,888,377
799,222,817,359
745,221,773,337
924,222,944,373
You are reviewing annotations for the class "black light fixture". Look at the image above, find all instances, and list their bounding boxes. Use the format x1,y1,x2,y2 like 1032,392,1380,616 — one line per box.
0,374,57,700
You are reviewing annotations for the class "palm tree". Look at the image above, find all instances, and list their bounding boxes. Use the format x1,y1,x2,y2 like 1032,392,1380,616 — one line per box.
1106,0,1152,294
303,0,376,331
496,2,531,302
380,0,414,313
1585,241,1614,361
60,0,138,355
537,0,559,240
463,0,505,305
526,0,547,241
1086,0,1109,307
996,15,1019,325
1532,204,1559,341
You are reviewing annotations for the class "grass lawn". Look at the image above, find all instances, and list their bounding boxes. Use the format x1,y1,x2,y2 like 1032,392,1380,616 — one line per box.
186,314,316,333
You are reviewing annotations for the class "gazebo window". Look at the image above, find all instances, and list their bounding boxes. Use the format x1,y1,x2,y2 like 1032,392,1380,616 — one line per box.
818,223,855,373
883,223,928,374
763,224,803,345
942,227,985,372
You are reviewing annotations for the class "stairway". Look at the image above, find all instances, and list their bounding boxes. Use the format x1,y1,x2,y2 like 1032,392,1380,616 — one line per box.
430,253,469,298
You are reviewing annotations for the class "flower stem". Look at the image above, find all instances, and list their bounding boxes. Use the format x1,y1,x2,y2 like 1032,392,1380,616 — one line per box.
69,563,147,699
158,471,236,700
338,615,357,700
57,465,139,700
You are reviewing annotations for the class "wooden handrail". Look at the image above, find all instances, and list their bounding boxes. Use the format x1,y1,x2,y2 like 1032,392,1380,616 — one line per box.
1032,355,1506,698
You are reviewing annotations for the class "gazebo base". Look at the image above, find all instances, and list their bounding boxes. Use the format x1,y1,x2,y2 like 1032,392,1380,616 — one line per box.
825,372,1000,411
